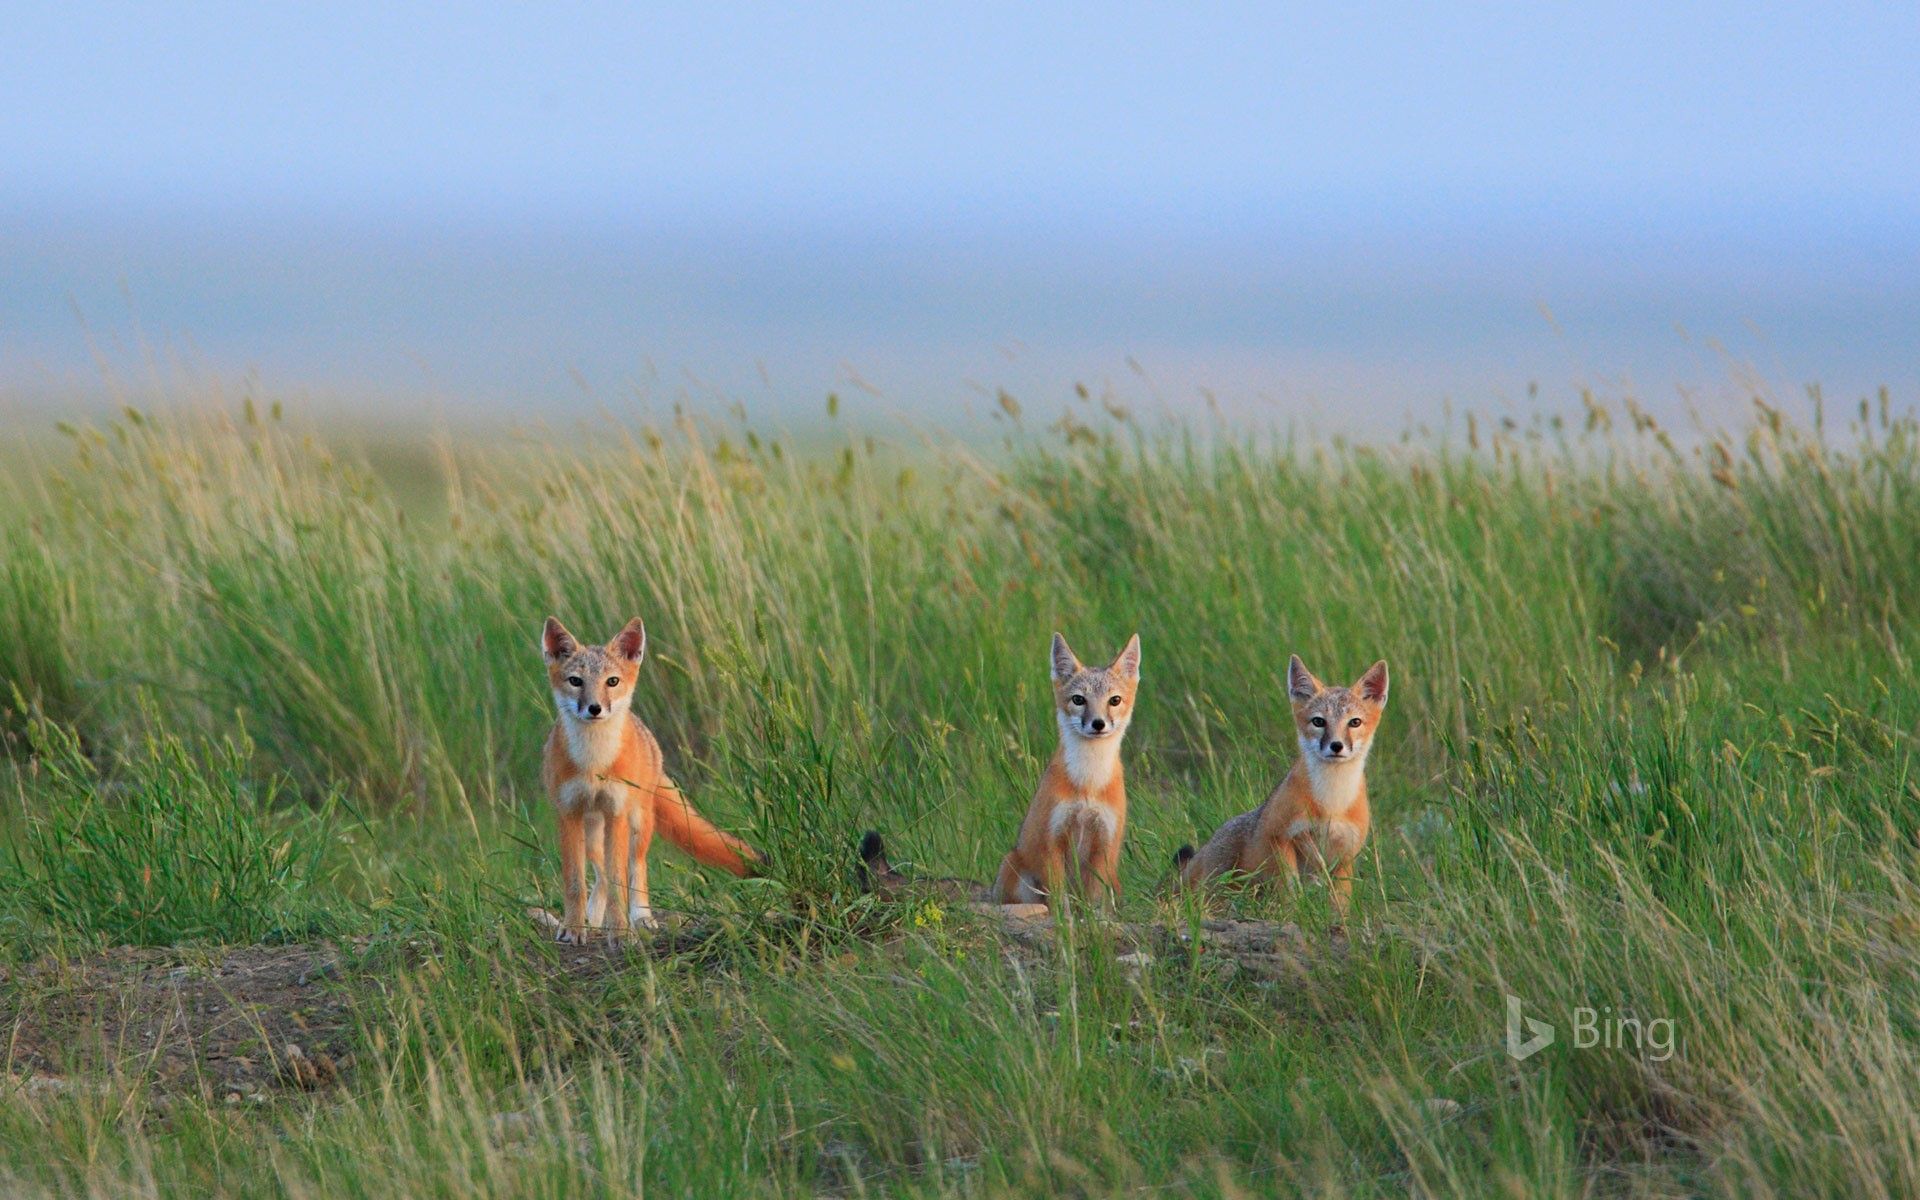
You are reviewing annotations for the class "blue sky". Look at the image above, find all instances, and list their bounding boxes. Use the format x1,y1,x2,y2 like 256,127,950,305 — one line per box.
3,4,1916,426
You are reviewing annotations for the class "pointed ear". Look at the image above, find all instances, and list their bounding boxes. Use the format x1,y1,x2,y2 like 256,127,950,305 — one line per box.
542,617,577,662
607,617,647,665
1287,654,1323,701
1110,633,1141,680
1353,659,1389,704
1050,632,1081,683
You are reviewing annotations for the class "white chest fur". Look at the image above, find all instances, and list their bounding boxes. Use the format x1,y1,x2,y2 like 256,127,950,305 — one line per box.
553,704,633,817
1049,798,1119,844
556,696,631,775
1283,814,1365,870
555,775,629,815
1057,712,1123,793
1302,754,1366,816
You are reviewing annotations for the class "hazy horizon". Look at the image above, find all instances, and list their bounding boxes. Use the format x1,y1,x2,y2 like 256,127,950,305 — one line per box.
4,4,1916,432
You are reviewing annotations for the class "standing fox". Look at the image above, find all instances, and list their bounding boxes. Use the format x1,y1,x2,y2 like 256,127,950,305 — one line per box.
1175,656,1388,917
541,616,759,942
991,632,1142,908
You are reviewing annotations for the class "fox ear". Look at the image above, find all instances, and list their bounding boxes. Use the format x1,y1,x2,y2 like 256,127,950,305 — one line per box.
1110,633,1141,680
542,617,577,662
1353,659,1389,704
607,618,647,665
1287,654,1323,701
1050,632,1081,683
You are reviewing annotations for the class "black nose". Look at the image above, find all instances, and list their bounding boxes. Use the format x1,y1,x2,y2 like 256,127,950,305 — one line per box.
587,703,602,716
1329,740,1344,753
1091,718,1106,732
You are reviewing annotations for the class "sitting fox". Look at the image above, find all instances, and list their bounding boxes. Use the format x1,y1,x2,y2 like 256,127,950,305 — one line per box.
1175,656,1388,917
541,616,760,941
991,632,1142,908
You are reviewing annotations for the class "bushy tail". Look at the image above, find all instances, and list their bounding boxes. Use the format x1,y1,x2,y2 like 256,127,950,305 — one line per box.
857,830,914,891
857,830,892,888
653,783,761,876
1172,844,1196,872
855,831,986,901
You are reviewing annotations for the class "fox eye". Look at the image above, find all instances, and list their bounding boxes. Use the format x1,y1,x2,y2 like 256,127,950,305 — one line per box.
1309,716,1325,727
1070,695,1086,706
607,677,620,688
567,676,584,688
1348,716,1362,728
1107,695,1122,707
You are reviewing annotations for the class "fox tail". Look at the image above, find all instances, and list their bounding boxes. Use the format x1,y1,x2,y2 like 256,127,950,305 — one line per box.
653,783,761,876
857,830,893,890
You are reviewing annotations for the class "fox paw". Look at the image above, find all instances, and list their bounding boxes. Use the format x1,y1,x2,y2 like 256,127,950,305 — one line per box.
555,926,587,945
630,907,659,931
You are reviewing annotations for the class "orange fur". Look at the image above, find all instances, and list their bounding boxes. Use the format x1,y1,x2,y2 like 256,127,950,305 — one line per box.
991,632,1141,909
540,616,759,942
1177,656,1388,919
652,778,760,872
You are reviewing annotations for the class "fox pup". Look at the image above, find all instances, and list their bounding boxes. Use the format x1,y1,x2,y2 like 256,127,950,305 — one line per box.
541,616,759,942
991,632,1142,908
1175,656,1388,917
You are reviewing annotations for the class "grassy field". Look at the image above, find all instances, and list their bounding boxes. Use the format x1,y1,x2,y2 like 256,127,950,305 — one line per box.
1,389,1917,1197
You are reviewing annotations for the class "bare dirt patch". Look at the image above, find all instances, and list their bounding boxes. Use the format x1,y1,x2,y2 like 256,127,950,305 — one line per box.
2,910,1339,1105
981,906,1333,980
528,902,1335,979
1,941,360,1102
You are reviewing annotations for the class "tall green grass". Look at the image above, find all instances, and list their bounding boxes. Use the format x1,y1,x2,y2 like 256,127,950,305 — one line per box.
0,390,1916,1195
1,703,342,946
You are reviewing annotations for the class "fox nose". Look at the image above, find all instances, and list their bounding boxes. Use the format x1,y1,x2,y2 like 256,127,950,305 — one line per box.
1090,718,1106,732
1329,740,1344,754
587,703,603,717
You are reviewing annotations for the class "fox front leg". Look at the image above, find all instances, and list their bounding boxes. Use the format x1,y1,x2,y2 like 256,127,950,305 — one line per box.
584,810,607,928
1076,829,1122,910
556,807,589,944
604,810,632,933
990,853,1027,905
1328,855,1354,921
627,803,658,929
1258,836,1302,894
628,848,657,930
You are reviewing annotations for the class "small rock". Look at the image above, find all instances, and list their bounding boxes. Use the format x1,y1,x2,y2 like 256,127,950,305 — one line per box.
22,1075,107,1100
990,903,1050,920
1422,1098,1463,1118
1116,951,1154,969
280,1043,338,1090
1205,958,1241,982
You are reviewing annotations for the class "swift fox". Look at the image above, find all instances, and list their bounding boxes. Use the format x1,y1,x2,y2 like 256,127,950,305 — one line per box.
1174,656,1388,917
540,616,759,942
991,632,1142,908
